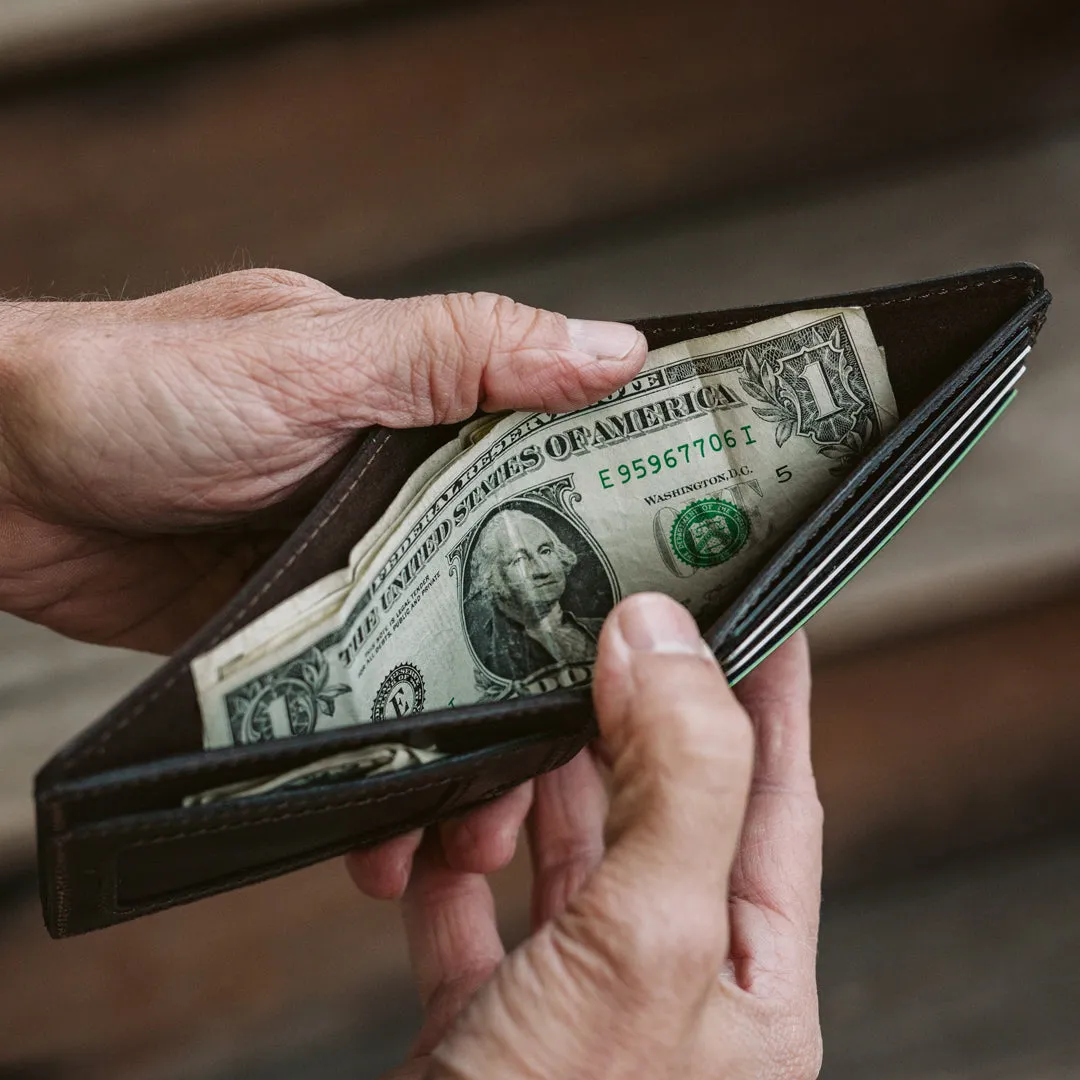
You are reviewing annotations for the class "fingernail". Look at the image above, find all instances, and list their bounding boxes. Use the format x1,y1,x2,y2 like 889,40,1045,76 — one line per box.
567,318,643,360
616,592,704,655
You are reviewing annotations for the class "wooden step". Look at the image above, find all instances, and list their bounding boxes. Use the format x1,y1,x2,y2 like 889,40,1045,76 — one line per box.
0,0,1077,300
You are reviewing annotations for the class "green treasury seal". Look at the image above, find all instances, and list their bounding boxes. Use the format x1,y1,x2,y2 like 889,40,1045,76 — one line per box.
670,497,751,568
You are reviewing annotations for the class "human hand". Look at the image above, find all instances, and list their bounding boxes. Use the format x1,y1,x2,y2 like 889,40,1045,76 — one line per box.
0,270,645,650
347,595,822,1080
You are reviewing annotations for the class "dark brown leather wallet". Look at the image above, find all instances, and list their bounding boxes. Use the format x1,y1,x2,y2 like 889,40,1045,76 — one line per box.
35,263,1051,937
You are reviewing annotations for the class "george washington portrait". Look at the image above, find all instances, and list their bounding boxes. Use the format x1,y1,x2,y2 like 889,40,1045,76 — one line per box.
462,502,614,684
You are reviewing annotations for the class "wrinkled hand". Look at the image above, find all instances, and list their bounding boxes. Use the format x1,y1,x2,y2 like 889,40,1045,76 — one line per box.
0,270,645,650
0,269,822,1075
348,596,822,1080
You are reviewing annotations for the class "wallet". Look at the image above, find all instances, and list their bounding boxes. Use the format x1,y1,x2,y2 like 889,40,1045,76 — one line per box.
35,263,1051,937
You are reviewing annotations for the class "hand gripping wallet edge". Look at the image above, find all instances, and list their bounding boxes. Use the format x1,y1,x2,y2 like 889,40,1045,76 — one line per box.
34,263,1051,936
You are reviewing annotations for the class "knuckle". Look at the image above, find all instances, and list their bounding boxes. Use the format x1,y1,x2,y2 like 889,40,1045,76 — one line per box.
205,268,336,317
805,791,825,833
424,964,497,1015
232,267,325,293
439,291,502,346
421,292,532,421
570,890,726,1001
439,291,551,355
437,291,489,354
538,842,603,905
664,680,754,775
543,836,603,877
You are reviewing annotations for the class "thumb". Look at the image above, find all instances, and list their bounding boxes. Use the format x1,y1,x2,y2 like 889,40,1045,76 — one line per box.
575,592,754,985
429,594,753,1078
333,291,647,426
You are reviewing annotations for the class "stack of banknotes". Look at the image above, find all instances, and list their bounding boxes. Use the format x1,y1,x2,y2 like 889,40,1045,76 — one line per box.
187,306,897,803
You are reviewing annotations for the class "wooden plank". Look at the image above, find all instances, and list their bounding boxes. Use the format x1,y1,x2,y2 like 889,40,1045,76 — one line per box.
7,842,1080,1077
819,839,1080,1080
0,0,1077,300
0,0,362,72
0,613,157,859
813,590,1080,882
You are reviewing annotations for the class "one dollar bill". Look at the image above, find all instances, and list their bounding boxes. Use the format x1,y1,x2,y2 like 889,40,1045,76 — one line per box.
183,744,445,806
193,307,897,749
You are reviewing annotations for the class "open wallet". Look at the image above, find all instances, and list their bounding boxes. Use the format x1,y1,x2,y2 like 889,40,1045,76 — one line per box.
35,262,1051,937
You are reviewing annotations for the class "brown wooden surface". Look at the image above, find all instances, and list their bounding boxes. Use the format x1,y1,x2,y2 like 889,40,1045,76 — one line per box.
10,836,1080,1080
3,588,1079,1076
814,588,1080,882
0,0,1078,301
0,0,361,73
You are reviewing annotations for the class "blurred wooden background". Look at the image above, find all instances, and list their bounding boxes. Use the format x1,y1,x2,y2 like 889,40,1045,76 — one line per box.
1,1,1079,1077
0,0,1078,300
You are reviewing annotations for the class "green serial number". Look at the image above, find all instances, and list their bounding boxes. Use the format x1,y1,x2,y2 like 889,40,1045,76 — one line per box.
598,426,757,489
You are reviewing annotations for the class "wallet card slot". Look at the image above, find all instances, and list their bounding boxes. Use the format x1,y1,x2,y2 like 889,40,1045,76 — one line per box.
43,730,576,934
40,691,591,826
722,342,1031,670
729,327,1032,627
703,294,1048,654
721,356,1027,675
723,363,1027,681
112,776,470,907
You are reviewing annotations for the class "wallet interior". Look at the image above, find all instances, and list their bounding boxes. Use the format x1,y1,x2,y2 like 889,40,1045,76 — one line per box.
34,263,1051,935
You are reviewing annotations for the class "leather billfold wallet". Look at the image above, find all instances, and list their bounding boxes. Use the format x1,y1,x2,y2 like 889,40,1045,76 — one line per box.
35,263,1051,937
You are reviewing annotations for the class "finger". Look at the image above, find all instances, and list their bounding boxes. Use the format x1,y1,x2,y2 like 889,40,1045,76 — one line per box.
439,781,534,875
527,746,609,929
565,593,753,1005
589,592,752,901
402,832,506,1056
729,632,822,993
343,829,423,900
327,292,648,427
426,597,753,1077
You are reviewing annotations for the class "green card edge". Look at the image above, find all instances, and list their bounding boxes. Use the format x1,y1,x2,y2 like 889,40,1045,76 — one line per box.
727,390,1019,685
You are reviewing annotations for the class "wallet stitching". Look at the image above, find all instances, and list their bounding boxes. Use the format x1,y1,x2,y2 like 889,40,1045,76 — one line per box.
863,276,1034,308
55,704,588,801
63,273,1037,769
52,739,563,930
64,735,564,835
72,740,583,925
66,734,574,842
80,777,458,841
107,794,469,921
68,435,393,765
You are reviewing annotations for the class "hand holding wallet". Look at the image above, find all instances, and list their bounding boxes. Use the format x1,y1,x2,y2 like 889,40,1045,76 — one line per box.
35,263,1051,936
190,303,897,758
